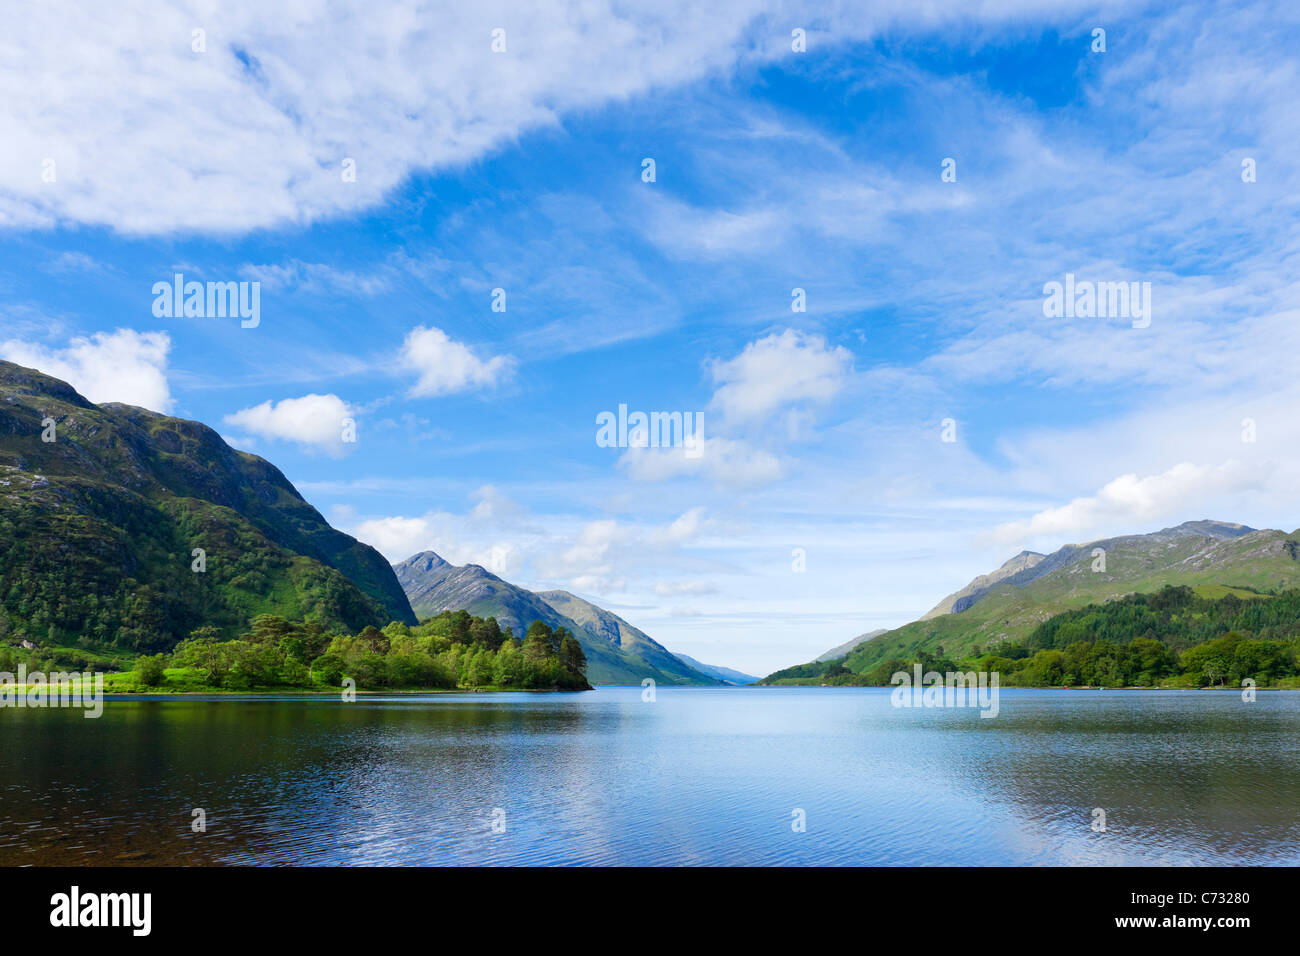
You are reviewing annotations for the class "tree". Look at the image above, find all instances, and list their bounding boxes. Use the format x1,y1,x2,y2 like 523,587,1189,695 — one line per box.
559,634,587,678
134,654,167,687
358,625,389,654
466,648,494,687
523,621,556,662
242,615,299,645
469,616,504,652
1126,637,1171,684
310,652,346,686
351,651,389,688
446,610,473,645
493,639,525,687
1181,636,1237,686
279,634,306,663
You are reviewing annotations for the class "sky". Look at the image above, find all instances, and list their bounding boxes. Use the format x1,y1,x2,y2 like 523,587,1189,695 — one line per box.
2,0,1299,675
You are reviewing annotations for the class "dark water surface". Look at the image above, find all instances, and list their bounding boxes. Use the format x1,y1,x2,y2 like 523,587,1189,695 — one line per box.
2,687,1297,865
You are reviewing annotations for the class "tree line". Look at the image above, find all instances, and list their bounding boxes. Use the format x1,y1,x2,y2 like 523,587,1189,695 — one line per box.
775,586,1300,688
124,609,591,691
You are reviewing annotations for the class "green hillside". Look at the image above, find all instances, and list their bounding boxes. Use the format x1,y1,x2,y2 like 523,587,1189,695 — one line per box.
774,586,1300,689
845,523,1300,672
763,520,1300,683
0,361,415,661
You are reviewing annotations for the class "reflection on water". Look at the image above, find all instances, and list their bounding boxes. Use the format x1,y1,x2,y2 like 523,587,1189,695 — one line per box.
1,688,1297,865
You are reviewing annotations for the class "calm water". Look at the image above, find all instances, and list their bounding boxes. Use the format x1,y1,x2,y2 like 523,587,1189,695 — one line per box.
1,687,1297,866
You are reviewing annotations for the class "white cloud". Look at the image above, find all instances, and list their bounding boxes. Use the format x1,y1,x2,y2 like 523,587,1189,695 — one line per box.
469,484,524,521
613,330,854,488
0,328,172,411
709,329,852,427
351,515,437,560
346,487,541,575
651,506,708,545
223,393,356,455
619,435,783,488
0,1,764,234
0,0,1111,236
554,519,628,574
345,492,715,601
400,325,515,397
989,461,1267,546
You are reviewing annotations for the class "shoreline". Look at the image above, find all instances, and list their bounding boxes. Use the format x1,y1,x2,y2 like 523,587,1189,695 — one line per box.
1,683,595,697
761,682,1298,691
5,684,1295,700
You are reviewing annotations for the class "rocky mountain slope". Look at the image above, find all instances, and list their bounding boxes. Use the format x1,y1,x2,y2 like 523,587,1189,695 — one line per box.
393,551,718,685
0,361,415,655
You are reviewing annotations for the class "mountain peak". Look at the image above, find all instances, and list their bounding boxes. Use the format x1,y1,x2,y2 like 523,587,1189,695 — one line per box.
1007,549,1044,563
920,549,1046,620
1161,519,1255,538
399,550,450,573
0,359,95,409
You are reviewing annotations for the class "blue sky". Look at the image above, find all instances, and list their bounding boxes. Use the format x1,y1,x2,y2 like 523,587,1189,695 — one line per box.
3,0,1300,673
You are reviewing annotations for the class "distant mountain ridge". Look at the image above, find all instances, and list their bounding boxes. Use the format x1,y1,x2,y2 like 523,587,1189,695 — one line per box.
918,521,1254,624
393,551,719,686
765,519,1298,682
0,361,415,655
815,629,888,662
672,654,760,685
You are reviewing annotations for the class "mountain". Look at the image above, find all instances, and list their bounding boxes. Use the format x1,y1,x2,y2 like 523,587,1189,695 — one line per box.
815,629,888,662
0,362,416,656
394,552,564,635
393,551,718,685
763,519,1300,682
920,551,1044,619
837,519,1291,674
533,589,718,685
672,654,759,685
